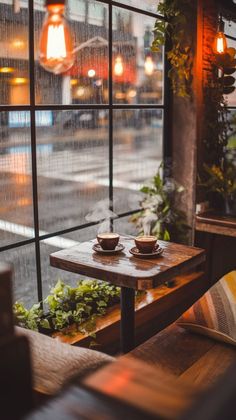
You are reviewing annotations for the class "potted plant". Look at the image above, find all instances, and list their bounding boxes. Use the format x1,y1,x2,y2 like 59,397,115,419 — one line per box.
13,279,121,336
130,163,189,243
202,158,236,216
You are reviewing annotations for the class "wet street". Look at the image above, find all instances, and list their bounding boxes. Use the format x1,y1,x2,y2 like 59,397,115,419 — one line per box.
0,123,162,306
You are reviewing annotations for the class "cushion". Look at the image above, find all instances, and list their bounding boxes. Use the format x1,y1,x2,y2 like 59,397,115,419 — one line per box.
177,271,236,346
16,326,114,395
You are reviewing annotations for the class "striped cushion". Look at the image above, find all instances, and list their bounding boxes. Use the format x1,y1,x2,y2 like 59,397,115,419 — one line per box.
178,271,236,346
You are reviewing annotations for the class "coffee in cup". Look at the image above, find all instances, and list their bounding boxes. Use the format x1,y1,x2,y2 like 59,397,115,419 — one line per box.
97,233,120,250
135,235,158,254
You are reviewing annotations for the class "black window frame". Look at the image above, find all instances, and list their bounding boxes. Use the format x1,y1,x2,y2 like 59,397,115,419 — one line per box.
0,0,169,303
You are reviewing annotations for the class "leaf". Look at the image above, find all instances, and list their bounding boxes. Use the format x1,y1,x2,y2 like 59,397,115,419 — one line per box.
224,67,236,75
163,230,171,241
97,300,107,307
140,186,152,194
223,86,235,95
226,47,236,59
221,76,235,87
40,319,51,329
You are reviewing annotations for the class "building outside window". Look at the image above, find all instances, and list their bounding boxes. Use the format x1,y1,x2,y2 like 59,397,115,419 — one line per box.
0,0,166,306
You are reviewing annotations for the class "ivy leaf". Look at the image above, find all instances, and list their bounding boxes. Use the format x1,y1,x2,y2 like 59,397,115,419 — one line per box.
163,230,171,241
40,319,51,329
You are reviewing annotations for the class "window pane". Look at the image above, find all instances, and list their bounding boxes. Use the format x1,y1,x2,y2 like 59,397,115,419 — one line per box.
228,109,236,152
88,1,105,26
69,0,86,22
1,243,38,307
36,110,109,233
0,111,34,248
113,109,163,214
113,8,163,104
224,19,236,38
34,0,108,105
114,0,161,14
0,1,29,105
113,215,138,237
224,38,236,106
40,226,98,299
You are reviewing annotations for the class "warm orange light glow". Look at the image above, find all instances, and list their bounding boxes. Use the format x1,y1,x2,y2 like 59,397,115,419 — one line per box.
11,77,28,85
213,31,227,54
144,55,154,76
39,4,75,74
70,78,78,85
76,86,85,97
127,89,137,99
114,56,124,77
0,67,14,73
12,39,25,49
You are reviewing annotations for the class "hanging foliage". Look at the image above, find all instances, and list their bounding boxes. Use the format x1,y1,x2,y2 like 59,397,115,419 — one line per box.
203,47,236,166
200,45,236,212
152,0,194,98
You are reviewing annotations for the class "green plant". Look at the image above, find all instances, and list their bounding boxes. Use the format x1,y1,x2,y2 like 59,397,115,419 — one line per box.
199,46,236,205
152,0,193,97
130,163,188,242
203,47,236,166
13,302,47,331
13,279,121,336
202,160,236,201
215,47,236,96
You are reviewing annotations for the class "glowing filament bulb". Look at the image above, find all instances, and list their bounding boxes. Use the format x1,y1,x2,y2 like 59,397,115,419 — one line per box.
39,3,75,74
213,15,227,55
114,56,124,76
213,32,227,54
47,24,66,59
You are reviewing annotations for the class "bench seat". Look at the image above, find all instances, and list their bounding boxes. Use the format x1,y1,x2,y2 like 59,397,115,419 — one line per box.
16,327,114,397
129,323,236,388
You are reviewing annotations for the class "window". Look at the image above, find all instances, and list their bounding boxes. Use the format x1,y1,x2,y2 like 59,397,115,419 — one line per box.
0,0,166,306
224,18,236,153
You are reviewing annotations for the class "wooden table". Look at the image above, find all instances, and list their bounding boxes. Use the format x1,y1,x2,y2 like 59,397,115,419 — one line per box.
50,237,205,353
26,356,198,420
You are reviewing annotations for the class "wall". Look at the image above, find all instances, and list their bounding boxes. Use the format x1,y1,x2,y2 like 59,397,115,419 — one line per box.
171,0,218,242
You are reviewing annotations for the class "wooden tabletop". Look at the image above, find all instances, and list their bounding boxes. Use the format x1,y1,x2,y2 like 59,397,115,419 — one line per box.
83,356,197,420
26,356,197,420
195,211,236,238
50,238,205,290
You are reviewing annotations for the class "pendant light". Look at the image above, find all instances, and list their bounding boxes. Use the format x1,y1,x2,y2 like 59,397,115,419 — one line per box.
39,0,75,74
213,14,227,55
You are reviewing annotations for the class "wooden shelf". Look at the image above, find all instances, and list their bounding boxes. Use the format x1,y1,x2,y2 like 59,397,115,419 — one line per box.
53,271,206,351
196,211,236,238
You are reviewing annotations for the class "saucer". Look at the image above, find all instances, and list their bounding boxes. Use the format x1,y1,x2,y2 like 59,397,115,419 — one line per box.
92,243,125,254
129,246,164,259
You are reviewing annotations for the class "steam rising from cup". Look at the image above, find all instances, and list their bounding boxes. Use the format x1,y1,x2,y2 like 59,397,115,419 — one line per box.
85,199,117,233
142,212,158,236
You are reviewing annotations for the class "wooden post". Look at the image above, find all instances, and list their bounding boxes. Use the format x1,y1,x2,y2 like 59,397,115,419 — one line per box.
0,262,14,338
0,263,33,419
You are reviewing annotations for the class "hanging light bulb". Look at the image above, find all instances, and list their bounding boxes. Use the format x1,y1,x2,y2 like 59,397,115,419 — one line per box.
213,14,227,54
114,55,124,77
144,55,154,76
39,0,75,74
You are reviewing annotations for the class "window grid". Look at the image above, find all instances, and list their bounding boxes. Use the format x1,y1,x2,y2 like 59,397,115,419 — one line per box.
0,0,168,303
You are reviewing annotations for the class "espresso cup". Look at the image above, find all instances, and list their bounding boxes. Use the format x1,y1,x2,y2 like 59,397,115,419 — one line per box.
97,233,120,250
135,235,158,254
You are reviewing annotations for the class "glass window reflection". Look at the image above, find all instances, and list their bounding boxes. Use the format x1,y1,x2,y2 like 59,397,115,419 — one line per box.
113,8,163,105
